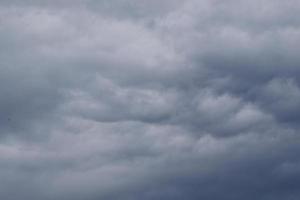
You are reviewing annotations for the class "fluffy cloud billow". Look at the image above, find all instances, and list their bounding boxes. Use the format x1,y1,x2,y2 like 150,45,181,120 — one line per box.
1,1,300,200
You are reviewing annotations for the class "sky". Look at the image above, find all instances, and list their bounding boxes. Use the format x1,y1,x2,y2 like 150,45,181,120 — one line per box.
0,0,300,199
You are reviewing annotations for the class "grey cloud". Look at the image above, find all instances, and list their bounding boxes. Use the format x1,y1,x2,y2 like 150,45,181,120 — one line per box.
1,0,300,200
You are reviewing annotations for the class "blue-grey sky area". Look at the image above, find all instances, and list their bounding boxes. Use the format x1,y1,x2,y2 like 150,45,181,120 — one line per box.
1,1,300,199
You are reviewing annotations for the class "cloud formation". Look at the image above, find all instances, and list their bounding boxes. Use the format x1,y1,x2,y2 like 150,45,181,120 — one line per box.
1,0,300,199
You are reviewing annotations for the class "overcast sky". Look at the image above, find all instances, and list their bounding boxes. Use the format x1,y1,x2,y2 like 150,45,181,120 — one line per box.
1,0,300,199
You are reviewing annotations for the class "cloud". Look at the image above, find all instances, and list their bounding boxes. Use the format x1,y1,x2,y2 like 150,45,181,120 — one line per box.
1,0,300,199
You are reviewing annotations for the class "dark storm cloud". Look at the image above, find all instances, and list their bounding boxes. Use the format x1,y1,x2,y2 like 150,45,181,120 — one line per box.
1,0,300,200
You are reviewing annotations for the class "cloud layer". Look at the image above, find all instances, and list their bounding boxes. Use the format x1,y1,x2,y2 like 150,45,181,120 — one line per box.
1,0,300,199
